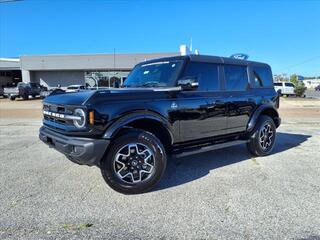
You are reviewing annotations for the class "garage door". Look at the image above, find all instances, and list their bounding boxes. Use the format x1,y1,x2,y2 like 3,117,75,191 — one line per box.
31,71,85,88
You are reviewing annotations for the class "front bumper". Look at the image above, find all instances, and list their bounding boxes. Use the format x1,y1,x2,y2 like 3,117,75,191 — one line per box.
4,93,19,98
39,126,109,166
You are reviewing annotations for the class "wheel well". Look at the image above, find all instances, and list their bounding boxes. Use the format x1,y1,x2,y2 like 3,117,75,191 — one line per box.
261,108,280,127
113,119,173,153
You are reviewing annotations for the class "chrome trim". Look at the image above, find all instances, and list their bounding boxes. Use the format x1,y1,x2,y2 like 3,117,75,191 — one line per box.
43,110,82,121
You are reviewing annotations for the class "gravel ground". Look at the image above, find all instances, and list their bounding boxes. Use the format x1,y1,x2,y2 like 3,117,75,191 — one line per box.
0,98,319,240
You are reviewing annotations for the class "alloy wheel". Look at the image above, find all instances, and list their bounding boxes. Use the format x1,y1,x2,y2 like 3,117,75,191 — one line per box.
114,143,155,183
259,123,274,151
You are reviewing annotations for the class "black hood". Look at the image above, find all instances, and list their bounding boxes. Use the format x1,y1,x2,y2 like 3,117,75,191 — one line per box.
43,87,180,106
44,90,96,106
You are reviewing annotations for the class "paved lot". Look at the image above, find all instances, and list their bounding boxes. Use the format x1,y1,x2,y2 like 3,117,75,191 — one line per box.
306,89,320,99
0,98,320,239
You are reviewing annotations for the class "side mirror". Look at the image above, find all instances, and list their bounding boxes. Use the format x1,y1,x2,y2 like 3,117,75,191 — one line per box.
177,77,199,90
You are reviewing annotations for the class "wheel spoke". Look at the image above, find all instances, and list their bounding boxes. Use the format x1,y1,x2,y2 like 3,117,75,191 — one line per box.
114,143,155,184
258,123,275,151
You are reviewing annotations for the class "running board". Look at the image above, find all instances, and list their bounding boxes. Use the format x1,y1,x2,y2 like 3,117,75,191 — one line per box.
171,140,248,158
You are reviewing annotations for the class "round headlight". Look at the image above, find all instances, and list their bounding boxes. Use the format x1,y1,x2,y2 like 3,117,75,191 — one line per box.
73,108,86,128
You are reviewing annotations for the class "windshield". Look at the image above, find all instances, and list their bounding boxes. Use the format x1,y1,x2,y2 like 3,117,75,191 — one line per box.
123,60,183,88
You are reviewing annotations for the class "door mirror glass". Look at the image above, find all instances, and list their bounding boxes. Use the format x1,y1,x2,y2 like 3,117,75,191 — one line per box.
177,77,199,90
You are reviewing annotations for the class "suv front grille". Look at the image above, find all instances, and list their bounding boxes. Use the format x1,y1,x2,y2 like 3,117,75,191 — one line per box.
43,103,75,126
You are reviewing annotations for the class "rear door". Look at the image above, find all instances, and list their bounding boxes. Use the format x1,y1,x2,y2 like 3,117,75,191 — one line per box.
177,61,227,142
223,64,255,134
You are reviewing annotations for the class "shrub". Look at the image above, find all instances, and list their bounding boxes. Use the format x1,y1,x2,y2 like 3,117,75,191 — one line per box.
290,74,307,97
294,84,307,97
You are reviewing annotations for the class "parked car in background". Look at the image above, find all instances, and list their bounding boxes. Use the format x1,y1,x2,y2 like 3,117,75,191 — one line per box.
41,85,86,98
0,86,4,97
65,85,85,92
4,82,46,100
40,87,65,99
315,84,320,91
274,82,295,96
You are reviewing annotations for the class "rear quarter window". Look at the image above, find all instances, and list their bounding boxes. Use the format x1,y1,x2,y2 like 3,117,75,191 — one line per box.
252,66,273,87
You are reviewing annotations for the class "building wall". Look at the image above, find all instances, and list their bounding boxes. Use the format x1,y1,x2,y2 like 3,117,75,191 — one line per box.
20,52,178,71
31,71,85,88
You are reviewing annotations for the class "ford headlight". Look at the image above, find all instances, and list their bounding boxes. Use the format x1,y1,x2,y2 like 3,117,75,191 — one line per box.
73,108,86,128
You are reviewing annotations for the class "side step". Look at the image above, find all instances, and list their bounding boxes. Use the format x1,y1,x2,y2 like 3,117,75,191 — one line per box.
171,140,248,158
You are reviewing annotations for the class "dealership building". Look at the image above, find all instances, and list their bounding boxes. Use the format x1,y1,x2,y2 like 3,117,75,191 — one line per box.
0,51,179,88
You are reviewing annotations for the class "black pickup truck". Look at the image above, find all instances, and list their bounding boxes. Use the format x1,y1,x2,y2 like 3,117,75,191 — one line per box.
39,55,280,194
4,82,45,100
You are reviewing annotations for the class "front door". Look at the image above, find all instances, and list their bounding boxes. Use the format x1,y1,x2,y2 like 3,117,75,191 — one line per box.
177,61,227,142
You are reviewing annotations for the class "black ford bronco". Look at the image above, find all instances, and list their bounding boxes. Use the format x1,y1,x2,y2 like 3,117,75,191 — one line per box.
39,55,281,194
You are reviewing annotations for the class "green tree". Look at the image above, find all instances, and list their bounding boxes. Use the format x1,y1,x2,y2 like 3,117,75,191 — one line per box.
290,74,306,97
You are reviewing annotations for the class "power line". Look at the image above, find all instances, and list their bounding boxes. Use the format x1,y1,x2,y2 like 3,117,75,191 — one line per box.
278,55,320,72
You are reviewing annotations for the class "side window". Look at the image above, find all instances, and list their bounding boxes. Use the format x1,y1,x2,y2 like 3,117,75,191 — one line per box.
285,83,295,87
253,66,273,87
224,65,248,91
182,62,219,91
274,83,282,87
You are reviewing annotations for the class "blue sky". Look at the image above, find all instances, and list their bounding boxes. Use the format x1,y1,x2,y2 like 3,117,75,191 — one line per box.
0,0,319,76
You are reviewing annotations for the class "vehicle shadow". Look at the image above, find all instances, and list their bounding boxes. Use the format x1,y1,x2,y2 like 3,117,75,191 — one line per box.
154,132,311,192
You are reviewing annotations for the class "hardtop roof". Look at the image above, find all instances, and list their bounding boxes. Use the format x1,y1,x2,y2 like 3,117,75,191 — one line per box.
140,54,271,68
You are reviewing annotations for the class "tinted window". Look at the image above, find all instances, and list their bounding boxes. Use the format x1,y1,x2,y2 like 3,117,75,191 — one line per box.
182,62,219,91
274,83,282,86
285,83,295,87
253,66,273,87
124,60,183,88
224,65,248,91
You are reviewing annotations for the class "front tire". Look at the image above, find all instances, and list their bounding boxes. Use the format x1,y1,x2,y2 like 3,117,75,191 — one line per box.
247,115,276,156
100,129,167,194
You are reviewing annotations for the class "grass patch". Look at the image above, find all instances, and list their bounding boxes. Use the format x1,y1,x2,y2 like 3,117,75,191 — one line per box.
62,223,93,231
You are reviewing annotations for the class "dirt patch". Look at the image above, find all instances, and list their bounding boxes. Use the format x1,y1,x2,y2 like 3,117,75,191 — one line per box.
0,98,42,119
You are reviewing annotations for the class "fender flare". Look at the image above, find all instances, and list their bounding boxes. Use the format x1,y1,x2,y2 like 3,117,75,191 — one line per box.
103,111,174,144
247,104,280,132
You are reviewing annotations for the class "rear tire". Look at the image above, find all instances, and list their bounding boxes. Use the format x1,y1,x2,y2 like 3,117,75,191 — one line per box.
100,129,167,194
22,94,29,100
247,115,276,156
